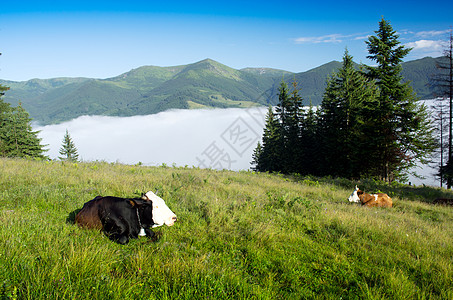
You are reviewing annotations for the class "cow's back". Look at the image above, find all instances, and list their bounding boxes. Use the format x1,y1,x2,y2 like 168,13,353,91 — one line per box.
362,193,393,208
75,196,104,229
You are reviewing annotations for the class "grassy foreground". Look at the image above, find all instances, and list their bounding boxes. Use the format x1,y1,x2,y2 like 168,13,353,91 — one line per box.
1,158,452,299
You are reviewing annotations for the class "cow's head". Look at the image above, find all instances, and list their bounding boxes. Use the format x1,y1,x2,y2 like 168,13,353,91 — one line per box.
128,198,154,231
142,191,177,227
348,185,361,203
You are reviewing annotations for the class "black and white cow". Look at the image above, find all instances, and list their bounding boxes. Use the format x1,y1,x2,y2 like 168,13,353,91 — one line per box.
75,191,177,244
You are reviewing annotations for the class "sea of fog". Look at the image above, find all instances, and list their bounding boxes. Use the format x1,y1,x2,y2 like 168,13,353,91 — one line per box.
34,107,439,187
34,107,268,171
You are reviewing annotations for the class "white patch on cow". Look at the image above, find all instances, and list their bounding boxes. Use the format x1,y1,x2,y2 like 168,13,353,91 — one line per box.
143,191,177,227
348,186,361,203
372,194,378,201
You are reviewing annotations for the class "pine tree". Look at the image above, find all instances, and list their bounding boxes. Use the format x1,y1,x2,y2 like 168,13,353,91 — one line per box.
251,106,282,172
298,100,320,176
319,49,379,178
0,103,47,158
0,85,10,113
250,141,263,172
365,18,436,182
59,129,79,162
0,84,10,154
281,81,304,173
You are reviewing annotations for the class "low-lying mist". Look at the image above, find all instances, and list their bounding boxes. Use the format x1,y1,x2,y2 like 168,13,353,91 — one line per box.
34,107,267,171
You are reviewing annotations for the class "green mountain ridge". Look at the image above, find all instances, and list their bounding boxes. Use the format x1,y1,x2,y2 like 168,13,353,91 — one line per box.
0,57,443,125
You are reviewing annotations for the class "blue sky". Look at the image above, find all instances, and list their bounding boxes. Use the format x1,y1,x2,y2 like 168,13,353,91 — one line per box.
1,0,452,81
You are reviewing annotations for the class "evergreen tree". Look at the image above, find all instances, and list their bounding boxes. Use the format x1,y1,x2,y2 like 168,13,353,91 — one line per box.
280,81,304,173
298,100,320,176
0,103,47,158
365,18,436,182
252,106,282,172
0,85,10,113
59,129,79,162
319,49,379,178
250,141,262,172
0,53,47,159
0,84,10,153
274,80,290,165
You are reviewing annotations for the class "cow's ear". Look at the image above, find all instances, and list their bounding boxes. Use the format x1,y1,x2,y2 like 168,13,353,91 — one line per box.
130,199,151,207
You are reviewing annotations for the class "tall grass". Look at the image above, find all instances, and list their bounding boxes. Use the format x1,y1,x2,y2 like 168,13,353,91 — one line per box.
1,158,452,299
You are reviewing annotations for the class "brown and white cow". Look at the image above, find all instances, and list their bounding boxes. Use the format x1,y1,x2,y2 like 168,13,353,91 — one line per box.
348,186,393,208
75,191,177,244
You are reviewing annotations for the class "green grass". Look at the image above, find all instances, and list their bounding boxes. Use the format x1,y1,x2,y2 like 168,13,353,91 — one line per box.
1,158,453,299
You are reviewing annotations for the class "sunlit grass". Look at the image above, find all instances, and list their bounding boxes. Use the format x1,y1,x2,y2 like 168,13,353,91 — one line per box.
1,157,453,299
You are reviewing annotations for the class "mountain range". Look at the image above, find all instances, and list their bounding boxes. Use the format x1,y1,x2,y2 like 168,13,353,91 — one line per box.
0,57,443,125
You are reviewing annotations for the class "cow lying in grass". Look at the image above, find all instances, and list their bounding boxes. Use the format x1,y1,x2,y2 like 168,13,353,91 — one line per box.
348,186,393,208
76,191,177,244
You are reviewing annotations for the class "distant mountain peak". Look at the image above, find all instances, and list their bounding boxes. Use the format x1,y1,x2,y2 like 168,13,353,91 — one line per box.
179,58,242,80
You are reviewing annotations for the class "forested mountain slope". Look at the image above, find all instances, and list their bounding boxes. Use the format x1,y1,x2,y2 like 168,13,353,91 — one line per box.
0,57,441,124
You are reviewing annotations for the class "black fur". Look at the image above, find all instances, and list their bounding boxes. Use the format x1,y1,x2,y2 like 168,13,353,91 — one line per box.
97,196,155,244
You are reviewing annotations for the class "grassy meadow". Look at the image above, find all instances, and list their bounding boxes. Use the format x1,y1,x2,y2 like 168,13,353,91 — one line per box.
1,158,453,299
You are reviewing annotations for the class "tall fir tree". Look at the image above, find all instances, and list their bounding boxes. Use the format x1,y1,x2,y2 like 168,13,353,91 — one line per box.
273,81,291,172
281,81,304,173
251,105,282,172
319,49,379,178
365,18,436,182
59,129,79,162
298,100,320,176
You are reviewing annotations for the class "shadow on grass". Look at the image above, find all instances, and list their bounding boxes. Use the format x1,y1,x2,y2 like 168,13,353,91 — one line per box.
66,208,81,224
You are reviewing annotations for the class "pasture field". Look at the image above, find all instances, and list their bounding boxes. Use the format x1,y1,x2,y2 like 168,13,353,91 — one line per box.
1,158,453,299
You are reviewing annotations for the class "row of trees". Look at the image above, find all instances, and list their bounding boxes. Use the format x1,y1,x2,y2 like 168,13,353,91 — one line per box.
252,18,437,183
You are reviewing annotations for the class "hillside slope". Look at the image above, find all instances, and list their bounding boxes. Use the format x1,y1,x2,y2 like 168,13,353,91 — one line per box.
1,57,442,124
1,158,452,299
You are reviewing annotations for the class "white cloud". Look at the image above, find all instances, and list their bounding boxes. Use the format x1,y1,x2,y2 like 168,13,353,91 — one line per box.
399,29,415,35
415,30,451,38
294,32,372,44
353,35,370,41
406,39,443,50
293,34,345,44
35,108,267,170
